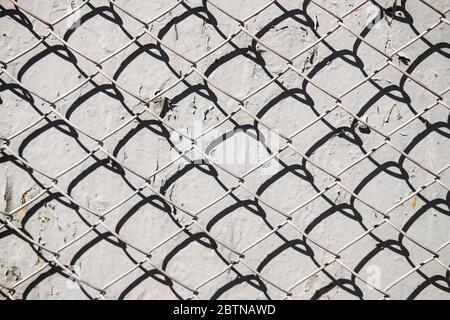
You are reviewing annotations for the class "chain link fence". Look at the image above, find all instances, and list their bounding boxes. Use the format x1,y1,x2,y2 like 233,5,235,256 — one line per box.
0,0,449,299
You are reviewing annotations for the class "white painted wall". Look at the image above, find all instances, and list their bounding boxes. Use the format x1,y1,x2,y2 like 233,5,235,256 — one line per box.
0,0,449,299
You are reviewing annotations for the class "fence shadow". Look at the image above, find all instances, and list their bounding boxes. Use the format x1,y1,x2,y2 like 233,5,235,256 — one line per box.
0,0,449,300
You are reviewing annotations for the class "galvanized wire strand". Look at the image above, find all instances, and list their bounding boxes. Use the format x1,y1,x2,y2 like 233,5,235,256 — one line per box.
0,0,449,299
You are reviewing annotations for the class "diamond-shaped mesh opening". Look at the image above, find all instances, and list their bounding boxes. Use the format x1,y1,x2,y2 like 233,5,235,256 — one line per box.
0,0,449,300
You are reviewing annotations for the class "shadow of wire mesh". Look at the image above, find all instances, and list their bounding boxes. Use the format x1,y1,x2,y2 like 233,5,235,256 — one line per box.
0,0,449,300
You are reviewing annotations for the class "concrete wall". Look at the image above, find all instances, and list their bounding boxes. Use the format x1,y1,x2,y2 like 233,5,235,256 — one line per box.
0,0,449,299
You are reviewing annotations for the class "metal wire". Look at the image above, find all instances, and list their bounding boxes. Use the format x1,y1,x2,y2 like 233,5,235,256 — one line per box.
0,0,449,300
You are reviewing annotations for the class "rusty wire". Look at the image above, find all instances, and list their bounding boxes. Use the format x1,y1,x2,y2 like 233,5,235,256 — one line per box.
0,0,449,300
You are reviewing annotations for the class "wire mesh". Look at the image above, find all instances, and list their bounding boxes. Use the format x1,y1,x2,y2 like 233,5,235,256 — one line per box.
0,0,449,299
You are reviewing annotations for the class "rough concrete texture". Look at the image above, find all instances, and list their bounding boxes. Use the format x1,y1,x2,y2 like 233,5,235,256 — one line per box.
0,0,449,300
